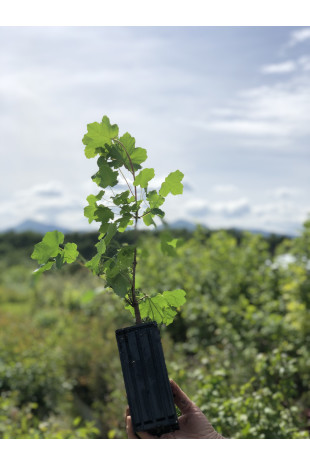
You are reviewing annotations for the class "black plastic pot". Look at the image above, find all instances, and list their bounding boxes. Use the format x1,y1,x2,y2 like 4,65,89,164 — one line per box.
115,321,179,436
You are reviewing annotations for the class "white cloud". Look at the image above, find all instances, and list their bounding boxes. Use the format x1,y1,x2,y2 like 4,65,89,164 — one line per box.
269,187,300,200
261,61,296,74
0,27,309,237
0,182,87,231
207,119,287,137
18,182,64,198
212,184,239,194
288,28,310,47
298,55,310,71
198,77,310,146
261,56,310,75
186,197,250,219
179,191,309,236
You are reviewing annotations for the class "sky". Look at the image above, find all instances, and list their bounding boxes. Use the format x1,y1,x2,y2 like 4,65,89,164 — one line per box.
0,26,309,235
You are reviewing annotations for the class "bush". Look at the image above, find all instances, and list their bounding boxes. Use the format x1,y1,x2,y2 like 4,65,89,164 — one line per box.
0,223,309,438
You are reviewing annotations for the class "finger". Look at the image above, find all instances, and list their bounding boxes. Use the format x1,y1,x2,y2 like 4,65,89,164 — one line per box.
169,379,196,414
124,406,130,424
126,415,138,439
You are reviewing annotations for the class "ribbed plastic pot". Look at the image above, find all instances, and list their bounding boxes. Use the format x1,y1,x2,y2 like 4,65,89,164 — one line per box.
115,321,179,436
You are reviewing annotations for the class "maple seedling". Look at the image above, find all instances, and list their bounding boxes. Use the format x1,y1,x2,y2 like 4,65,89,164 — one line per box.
31,115,186,325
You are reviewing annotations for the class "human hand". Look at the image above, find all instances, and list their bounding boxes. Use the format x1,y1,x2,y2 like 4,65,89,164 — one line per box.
125,379,224,439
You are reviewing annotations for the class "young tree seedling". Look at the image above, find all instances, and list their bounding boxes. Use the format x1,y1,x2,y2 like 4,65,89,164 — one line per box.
31,116,186,325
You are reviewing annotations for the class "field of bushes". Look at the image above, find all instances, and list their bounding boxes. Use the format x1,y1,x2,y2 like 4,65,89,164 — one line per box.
0,222,309,438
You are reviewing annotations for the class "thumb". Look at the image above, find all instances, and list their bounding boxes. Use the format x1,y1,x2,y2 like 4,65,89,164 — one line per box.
170,379,196,414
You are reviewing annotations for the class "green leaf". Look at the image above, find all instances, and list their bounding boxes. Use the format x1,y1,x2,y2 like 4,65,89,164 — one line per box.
96,157,118,188
112,191,130,206
31,231,64,265
107,144,125,168
161,307,178,326
117,214,133,232
94,205,114,223
86,254,101,274
116,246,135,269
33,260,54,276
119,132,135,156
85,239,106,274
117,133,147,171
63,243,79,264
138,294,178,326
84,205,96,223
96,239,107,255
117,133,137,171
138,296,164,323
82,116,119,158
129,200,143,213
159,170,184,197
55,253,64,269
167,238,178,247
160,230,177,256
142,208,156,227
131,147,147,167
101,115,119,139
133,168,155,188
150,208,165,218
106,246,134,278
147,190,165,208
84,191,105,224
103,223,118,245
162,289,186,307
106,273,131,298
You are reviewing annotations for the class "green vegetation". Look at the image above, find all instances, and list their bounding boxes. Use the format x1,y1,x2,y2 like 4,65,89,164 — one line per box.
0,221,309,438
31,115,187,326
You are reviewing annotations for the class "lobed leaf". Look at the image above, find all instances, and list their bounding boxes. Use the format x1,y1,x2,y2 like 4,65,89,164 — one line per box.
102,223,118,245
31,231,64,265
150,208,165,218
136,289,186,326
117,133,147,172
159,170,184,197
84,191,105,224
117,215,134,232
112,191,130,206
33,261,54,276
130,147,147,168
94,205,114,223
147,190,165,209
162,289,186,307
85,239,106,274
96,158,118,188
106,246,135,279
82,116,119,159
160,230,177,256
142,208,156,227
63,243,79,264
133,168,155,188
106,273,131,298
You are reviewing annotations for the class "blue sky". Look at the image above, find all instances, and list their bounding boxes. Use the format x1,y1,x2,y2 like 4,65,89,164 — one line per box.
0,26,309,235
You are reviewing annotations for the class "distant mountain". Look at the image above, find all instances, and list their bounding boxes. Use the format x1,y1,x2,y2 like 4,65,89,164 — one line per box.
2,218,296,238
5,220,70,235
167,219,197,231
227,227,296,239
166,221,296,238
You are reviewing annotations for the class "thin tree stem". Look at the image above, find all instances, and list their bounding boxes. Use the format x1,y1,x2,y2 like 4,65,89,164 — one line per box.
113,138,141,325
119,168,134,197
